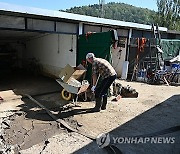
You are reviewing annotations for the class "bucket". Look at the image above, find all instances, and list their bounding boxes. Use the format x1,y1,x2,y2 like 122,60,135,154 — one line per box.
121,61,129,80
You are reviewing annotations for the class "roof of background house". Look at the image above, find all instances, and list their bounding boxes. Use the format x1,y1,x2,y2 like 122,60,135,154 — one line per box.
0,2,167,32
167,30,180,35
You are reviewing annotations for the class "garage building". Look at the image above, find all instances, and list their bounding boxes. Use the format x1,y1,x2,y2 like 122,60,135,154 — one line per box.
0,2,167,79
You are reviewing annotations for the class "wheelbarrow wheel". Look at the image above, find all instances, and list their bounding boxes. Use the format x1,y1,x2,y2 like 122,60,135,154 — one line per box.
61,89,72,101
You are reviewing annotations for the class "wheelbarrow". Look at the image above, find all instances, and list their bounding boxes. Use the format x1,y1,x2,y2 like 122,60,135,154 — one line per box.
56,78,89,104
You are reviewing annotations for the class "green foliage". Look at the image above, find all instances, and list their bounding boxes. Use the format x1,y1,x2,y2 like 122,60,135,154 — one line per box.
62,1,180,31
64,2,156,25
155,0,180,31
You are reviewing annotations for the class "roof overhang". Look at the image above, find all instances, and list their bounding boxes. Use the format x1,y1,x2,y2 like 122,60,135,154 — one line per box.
0,2,167,32
167,30,180,35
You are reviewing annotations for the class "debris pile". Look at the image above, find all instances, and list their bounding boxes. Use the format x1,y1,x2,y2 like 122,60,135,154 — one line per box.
112,82,138,98
0,116,15,154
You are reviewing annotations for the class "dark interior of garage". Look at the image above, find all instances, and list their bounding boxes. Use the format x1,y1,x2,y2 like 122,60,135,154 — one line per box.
0,29,64,101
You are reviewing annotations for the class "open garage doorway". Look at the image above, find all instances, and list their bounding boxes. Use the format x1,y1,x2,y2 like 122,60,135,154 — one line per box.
0,30,46,75
0,29,76,99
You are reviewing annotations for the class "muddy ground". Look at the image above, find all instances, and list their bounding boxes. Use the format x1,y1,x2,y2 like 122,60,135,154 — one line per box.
0,74,180,154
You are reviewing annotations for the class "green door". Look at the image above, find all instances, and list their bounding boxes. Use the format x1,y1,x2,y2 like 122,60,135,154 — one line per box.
77,31,115,82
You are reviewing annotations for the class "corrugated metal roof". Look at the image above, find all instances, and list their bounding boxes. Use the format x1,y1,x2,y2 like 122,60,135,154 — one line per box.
0,2,167,32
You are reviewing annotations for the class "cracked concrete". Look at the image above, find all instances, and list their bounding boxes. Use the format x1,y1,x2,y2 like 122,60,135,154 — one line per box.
0,77,179,154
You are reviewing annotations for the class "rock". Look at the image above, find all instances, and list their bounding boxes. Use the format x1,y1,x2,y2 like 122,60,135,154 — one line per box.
2,121,10,129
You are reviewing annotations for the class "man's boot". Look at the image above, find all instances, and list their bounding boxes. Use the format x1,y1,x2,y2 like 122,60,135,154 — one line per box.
101,96,107,110
91,97,102,112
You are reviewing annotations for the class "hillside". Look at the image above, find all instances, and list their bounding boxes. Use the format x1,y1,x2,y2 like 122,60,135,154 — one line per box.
63,2,156,25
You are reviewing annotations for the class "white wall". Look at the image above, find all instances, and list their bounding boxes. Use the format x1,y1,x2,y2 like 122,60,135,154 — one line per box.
25,33,77,77
111,38,127,77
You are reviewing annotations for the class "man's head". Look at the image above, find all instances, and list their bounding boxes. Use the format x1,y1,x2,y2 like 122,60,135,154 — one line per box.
86,53,95,63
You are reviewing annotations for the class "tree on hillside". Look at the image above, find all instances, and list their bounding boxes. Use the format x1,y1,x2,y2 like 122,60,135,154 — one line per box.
64,2,155,25
155,0,180,30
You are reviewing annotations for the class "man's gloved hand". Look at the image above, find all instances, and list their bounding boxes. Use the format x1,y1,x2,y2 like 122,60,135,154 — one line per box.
91,86,96,92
